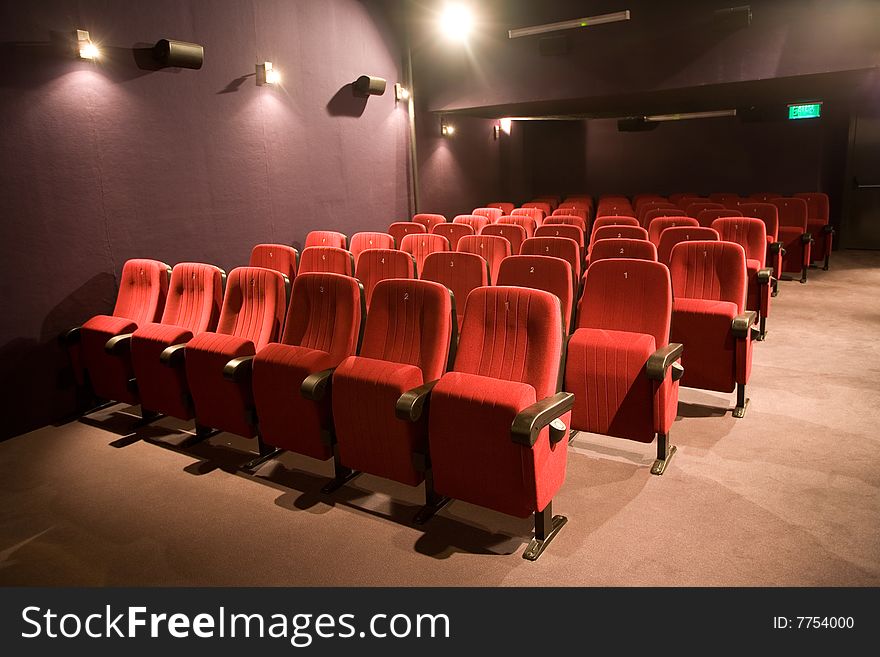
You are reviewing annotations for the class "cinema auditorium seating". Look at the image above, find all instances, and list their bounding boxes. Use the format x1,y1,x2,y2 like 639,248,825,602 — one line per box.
412,213,447,232
487,202,515,215
771,197,812,283
587,238,658,264
535,223,586,256
481,223,528,257
697,208,742,228
354,248,415,310
497,254,575,333
739,202,784,292
305,230,347,249
647,216,699,246
497,214,537,237
389,221,426,246
400,233,449,275
457,234,511,284
511,207,544,225
472,207,503,223
421,251,489,332
453,214,491,234
432,221,474,250
795,192,834,270
248,244,298,284
298,246,355,276
349,232,395,265
656,226,720,265
521,236,581,290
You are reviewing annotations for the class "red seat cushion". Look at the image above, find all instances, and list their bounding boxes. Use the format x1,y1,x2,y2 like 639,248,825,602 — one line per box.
332,356,426,486
130,323,195,419
565,328,657,442
185,332,257,437
670,298,738,393
429,371,567,518
80,315,139,404
252,344,338,459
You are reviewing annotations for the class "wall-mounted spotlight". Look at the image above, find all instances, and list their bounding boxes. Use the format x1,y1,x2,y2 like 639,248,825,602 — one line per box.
500,118,512,135
152,39,204,69
394,83,410,102
256,62,280,85
440,4,474,42
440,116,455,137
354,75,387,97
75,29,99,60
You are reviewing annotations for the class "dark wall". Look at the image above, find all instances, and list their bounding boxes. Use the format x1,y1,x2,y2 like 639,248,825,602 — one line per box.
523,113,850,199
0,0,409,439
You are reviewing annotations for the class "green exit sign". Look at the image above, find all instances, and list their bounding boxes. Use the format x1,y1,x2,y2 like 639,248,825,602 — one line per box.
788,103,822,120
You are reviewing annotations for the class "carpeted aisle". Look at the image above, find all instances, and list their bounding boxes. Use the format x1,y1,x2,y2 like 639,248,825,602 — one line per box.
1,251,878,586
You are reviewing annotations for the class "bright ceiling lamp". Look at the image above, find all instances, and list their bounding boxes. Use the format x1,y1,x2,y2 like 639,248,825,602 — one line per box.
440,4,474,42
508,10,630,39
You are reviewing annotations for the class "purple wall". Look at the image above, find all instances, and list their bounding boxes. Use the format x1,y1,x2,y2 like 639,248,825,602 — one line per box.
0,0,410,439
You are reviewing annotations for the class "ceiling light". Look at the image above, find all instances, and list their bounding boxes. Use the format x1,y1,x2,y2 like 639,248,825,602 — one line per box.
508,10,630,39
440,4,474,42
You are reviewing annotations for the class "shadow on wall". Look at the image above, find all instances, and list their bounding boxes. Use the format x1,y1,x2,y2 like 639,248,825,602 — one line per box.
0,273,117,442
326,83,368,117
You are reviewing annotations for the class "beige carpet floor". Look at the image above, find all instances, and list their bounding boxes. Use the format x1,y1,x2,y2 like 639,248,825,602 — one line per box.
1,250,878,586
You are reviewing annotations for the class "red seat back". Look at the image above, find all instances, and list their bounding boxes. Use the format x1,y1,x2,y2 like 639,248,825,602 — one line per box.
457,234,511,284
431,222,474,250
709,193,740,205
642,207,684,229
535,223,585,251
216,266,287,349
669,241,747,311
794,192,829,224
350,232,395,265
249,244,298,282
421,251,489,331
487,202,515,215
637,201,677,227
749,192,782,203
497,255,574,333
522,201,552,217
520,236,581,284
354,248,415,310
305,230,347,249
453,214,490,234
481,223,527,256
112,259,171,325
280,272,363,360
578,259,671,348
647,216,699,245
412,213,446,231
657,226,720,265
592,225,649,243
472,207,503,223
685,202,725,219
160,263,224,334
497,214,537,237
592,215,640,234
596,204,635,218
359,279,454,382
298,246,355,276
697,208,742,227
738,203,779,240
543,214,587,233
711,217,767,266
511,207,544,225
588,238,658,264
388,221,426,246
770,197,809,231
400,233,449,275
552,207,588,223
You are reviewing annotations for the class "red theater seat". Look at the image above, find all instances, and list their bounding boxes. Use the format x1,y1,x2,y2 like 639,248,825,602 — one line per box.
298,246,354,276
596,204,635,218
487,202,515,215
709,193,741,206
712,217,773,341
592,224,649,243
795,192,833,270
497,214,537,237
535,224,585,256
521,236,581,289
481,223,527,257
647,216,699,246
249,244,298,284
472,207,503,223
68,259,171,406
771,197,812,283
389,221,426,247
400,233,449,276
587,238,658,265
354,248,415,310
421,251,489,331
739,202,784,290
668,193,699,206
749,192,782,203
453,214,491,234
637,202,677,227
565,259,681,475
685,202,724,219
426,286,573,560
412,213,446,232
249,272,364,470
543,214,587,233
350,232,395,265
184,267,287,445
511,207,544,225
522,201,552,217
669,241,755,418
591,216,640,244
697,208,742,227
457,234,511,284
432,222,474,250
552,207,588,224
642,207,685,230
497,255,574,333
657,226,719,265
305,230,347,250
329,279,455,516
130,263,225,421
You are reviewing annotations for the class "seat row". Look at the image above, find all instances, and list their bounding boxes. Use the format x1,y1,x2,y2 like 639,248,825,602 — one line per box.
65,234,759,560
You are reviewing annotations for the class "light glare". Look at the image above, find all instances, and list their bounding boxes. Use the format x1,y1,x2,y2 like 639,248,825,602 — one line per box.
441,4,473,42
500,118,512,135
79,42,99,60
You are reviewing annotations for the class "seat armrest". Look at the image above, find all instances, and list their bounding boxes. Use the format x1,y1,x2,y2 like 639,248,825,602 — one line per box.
160,343,187,367
756,267,773,284
801,231,813,244
301,368,336,402
104,333,134,355
511,392,574,447
395,380,439,422
732,311,758,338
61,326,81,346
223,355,254,382
646,343,684,381
768,241,784,255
